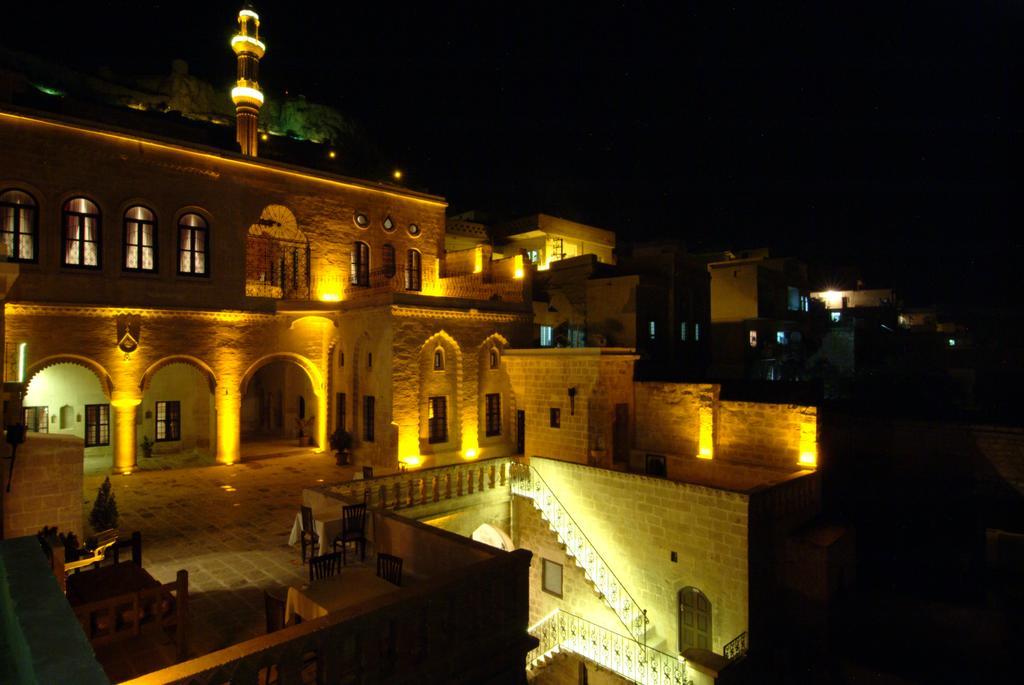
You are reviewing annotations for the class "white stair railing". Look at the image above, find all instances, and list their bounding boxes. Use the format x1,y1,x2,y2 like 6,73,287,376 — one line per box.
510,462,649,643
527,609,689,685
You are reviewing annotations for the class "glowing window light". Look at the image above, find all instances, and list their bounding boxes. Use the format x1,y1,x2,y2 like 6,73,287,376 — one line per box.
513,254,525,279
697,405,713,459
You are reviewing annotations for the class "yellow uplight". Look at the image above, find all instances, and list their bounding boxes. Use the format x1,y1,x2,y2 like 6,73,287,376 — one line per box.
473,246,484,274
400,455,423,468
513,254,525,279
697,405,714,459
463,448,478,460
319,293,341,302
798,420,817,467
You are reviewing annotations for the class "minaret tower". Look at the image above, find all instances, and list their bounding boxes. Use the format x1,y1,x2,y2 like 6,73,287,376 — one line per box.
230,5,265,157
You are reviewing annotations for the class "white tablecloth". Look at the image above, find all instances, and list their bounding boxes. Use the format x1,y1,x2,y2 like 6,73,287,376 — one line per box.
288,510,344,549
285,567,399,623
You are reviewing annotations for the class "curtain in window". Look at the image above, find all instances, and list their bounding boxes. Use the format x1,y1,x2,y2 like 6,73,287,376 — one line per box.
1,190,35,261
125,206,155,271
179,214,207,274
63,198,99,267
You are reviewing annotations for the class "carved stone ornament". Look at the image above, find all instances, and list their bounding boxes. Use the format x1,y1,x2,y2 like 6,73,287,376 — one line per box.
117,314,142,354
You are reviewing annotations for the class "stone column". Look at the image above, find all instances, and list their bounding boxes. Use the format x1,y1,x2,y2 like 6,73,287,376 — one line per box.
111,391,142,474
216,391,242,465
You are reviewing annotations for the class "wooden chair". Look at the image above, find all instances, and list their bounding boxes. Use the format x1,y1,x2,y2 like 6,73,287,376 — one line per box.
299,505,320,563
376,553,403,586
65,529,119,574
309,551,343,582
332,503,367,565
264,589,287,633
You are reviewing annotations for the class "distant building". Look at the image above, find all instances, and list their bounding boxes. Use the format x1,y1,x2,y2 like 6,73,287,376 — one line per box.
701,249,810,380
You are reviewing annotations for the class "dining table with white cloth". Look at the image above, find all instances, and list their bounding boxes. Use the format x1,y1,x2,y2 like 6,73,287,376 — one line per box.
285,566,400,623
287,507,344,549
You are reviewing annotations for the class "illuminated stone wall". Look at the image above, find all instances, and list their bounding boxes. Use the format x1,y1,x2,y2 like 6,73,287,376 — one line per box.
515,458,750,655
0,110,446,311
635,382,818,471
504,349,638,466
2,433,83,538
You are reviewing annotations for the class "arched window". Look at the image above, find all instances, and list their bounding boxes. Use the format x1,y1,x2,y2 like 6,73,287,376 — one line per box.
123,206,156,271
351,241,370,286
382,243,396,278
178,213,208,275
489,348,500,369
1,189,37,262
433,348,444,371
679,587,712,652
62,197,101,268
405,248,422,291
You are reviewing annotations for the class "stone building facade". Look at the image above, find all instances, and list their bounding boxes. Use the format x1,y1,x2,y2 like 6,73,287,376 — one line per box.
0,106,531,473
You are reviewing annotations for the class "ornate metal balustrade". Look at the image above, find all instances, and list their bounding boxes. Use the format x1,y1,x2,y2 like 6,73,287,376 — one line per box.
327,457,511,510
724,631,748,660
510,462,650,643
528,609,689,685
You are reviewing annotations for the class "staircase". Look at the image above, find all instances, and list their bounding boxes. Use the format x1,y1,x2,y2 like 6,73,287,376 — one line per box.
510,462,652,644
526,609,690,685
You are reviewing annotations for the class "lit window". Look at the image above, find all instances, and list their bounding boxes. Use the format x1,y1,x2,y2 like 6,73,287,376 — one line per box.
801,295,809,312
830,312,841,323
948,338,956,347
354,212,370,228
694,323,700,341
382,215,395,231
542,559,563,597
680,322,688,341
1,189,37,262
526,249,539,264
407,223,421,237
485,393,501,436
550,407,560,428
155,401,181,442
788,286,800,311
350,241,370,286
776,331,788,345
428,396,448,443
177,213,208,275
62,197,101,268
124,206,156,272
648,320,656,340
540,325,553,347
749,330,758,347
84,404,110,447
363,396,375,441
433,348,444,370
405,249,422,290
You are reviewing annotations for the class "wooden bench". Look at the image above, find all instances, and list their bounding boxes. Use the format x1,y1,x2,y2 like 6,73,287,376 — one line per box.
70,568,189,662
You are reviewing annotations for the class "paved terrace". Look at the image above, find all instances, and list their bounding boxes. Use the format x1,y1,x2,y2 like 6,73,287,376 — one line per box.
81,451,357,679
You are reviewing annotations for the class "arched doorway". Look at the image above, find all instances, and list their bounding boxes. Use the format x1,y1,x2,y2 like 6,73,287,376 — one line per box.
24,361,112,473
139,360,216,467
471,523,514,551
240,356,321,456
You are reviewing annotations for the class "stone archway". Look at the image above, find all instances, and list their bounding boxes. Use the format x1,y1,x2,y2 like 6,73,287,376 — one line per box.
238,352,325,457
471,523,514,551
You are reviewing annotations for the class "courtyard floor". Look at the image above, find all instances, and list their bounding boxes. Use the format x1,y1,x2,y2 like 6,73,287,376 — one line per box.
81,449,357,679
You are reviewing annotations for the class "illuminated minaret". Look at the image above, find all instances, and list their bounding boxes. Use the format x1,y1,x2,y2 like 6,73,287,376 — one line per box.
230,5,265,157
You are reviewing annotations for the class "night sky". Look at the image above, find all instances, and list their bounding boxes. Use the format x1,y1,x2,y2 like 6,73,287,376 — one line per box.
4,2,1016,306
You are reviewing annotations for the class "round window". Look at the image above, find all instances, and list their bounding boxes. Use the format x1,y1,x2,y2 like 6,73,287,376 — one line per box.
407,223,421,237
354,212,370,228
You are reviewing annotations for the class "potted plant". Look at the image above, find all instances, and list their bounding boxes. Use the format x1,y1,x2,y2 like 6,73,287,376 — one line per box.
140,435,154,459
329,428,353,466
89,477,119,533
295,415,315,446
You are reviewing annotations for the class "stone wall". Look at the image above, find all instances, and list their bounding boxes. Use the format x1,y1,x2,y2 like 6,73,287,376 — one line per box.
1,434,83,539
518,458,750,655
635,381,817,473
717,400,817,470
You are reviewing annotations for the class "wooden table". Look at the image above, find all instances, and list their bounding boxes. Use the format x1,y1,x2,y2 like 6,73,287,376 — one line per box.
66,563,160,606
285,567,399,623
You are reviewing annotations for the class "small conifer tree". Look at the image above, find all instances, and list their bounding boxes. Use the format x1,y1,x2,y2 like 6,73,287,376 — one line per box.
89,476,119,532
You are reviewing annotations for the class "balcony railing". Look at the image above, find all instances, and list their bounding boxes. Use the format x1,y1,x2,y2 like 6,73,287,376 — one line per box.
724,631,748,660
510,462,650,643
528,609,690,685
324,457,511,510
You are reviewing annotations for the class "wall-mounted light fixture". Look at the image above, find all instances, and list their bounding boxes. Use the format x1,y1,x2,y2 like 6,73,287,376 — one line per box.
568,387,577,415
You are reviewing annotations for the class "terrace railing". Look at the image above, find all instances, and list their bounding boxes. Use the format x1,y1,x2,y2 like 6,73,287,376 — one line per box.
510,462,650,643
528,609,689,685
